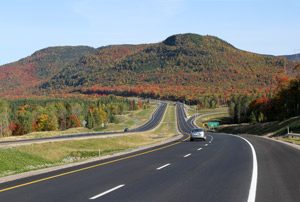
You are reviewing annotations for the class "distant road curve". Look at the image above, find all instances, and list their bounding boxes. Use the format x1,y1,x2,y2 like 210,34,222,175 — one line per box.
0,102,167,146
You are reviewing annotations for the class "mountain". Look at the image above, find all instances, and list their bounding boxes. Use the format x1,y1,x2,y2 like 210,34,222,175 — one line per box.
0,33,288,102
40,33,286,102
0,46,96,96
281,53,300,61
280,53,300,77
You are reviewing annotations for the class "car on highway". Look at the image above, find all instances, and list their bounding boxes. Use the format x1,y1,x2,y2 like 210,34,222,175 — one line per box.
190,128,206,141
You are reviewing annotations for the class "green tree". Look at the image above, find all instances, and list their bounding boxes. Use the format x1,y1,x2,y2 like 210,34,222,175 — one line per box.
16,110,35,134
86,110,95,129
0,100,10,137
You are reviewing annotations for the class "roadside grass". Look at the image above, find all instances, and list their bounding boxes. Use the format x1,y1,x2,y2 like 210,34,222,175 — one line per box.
0,149,53,176
216,116,300,136
0,127,94,142
275,136,300,145
0,104,176,177
149,104,175,137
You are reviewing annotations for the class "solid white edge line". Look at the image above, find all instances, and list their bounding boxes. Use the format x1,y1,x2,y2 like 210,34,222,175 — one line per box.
238,136,257,202
209,135,214,142
89,184,125,200
184,153,191,157
156,163,171,170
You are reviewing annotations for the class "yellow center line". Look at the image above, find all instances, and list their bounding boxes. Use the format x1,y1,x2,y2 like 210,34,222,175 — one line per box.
0,107,190,193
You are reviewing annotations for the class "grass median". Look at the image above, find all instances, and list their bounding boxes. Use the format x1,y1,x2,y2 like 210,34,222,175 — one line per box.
0,104,176,178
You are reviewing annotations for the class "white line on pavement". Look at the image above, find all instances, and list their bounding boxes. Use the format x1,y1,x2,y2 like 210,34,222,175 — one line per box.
90,184,125,200
184,153,191,157
156,163,171,170
205,144,208,146
238,136,258,202
197,148,202,151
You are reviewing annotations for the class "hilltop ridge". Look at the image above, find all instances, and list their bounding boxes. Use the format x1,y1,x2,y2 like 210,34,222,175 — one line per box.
0,33,288,101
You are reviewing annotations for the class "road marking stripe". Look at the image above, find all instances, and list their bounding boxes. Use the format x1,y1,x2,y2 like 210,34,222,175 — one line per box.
184,153,191,157
0,135,189,193
238,136,257,202
205,144,208,146
156,163,171,170
0,104,189,193
90,184,125,200
197,148,202,151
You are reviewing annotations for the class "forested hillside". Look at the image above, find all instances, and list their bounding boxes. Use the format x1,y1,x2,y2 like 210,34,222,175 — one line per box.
0,33,289,103
41,33,286,104
0,46,96,96
282,53,300,61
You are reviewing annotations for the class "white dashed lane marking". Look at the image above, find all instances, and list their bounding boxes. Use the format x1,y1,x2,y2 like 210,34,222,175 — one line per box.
89,184,125,200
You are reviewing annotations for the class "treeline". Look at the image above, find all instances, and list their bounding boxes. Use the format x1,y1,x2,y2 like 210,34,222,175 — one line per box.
0,95,149,137
80,85,221,108
229,77,300,123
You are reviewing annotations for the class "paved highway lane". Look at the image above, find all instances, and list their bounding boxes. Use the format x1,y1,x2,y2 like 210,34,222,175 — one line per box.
0,103,255,202
243,135,300,202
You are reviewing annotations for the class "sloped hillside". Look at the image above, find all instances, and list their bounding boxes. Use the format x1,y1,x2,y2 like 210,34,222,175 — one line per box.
41,33,286,102
0,46,96,96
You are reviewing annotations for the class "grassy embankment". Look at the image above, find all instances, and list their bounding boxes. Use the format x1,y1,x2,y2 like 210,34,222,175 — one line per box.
0,103,158,142
185,106,228,117
275,136,300,145
216,116,300,137
0,105,176,177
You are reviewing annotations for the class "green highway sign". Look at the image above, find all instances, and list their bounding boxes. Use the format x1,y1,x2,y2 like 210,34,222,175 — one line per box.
209,122,219,127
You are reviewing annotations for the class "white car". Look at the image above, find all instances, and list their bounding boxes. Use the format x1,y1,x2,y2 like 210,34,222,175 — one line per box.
190,128,206,141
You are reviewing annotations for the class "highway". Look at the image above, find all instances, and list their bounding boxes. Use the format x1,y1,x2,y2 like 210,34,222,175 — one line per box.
0,103,300,201
0,102,167,146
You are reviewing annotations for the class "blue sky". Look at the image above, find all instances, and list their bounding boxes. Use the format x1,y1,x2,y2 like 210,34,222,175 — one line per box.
0,0,299,65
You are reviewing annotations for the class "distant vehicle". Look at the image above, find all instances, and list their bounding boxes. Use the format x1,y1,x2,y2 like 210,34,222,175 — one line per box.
124,128,129,132
190,128,206,141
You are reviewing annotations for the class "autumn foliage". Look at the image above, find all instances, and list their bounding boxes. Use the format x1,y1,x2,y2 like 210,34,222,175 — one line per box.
0,95,148,137
245,77,300,122
41,34,286,102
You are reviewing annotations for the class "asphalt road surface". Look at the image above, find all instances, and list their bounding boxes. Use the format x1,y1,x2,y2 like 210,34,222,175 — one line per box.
0,103,299,202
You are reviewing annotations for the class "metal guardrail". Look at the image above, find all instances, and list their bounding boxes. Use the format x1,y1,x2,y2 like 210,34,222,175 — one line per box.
285,127,300,138
286,133,300,138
